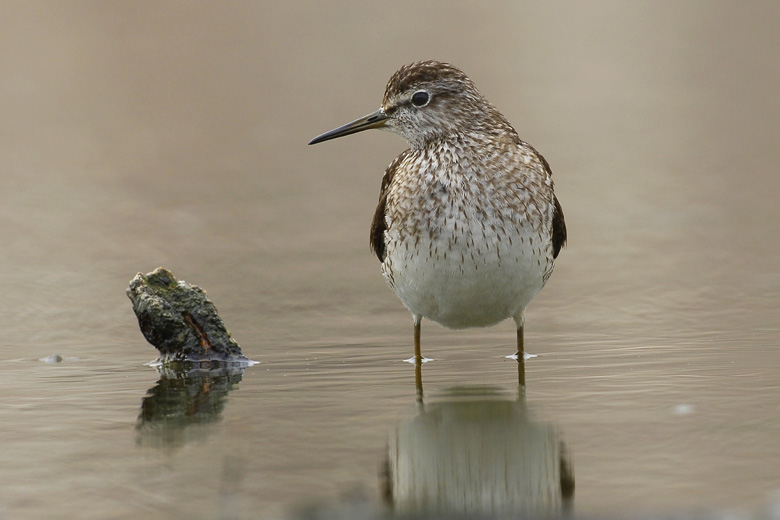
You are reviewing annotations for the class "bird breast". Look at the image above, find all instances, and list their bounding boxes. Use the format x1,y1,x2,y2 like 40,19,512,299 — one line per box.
380,139,556,328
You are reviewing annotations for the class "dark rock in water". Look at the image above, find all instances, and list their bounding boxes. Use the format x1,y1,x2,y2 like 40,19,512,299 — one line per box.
127,267,247,363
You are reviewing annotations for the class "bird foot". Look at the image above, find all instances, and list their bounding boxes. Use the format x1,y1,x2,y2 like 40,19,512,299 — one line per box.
403,356,434,364
504,352,537,361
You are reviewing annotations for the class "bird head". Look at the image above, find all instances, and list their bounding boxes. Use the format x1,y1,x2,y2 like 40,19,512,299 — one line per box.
309,60,510,149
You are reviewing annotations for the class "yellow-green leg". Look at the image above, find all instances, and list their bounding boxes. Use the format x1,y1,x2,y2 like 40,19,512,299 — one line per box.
517,325,526,388
413,318,422,361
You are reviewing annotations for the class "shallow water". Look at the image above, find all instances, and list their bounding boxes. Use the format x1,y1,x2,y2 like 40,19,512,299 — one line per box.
1,2,779,519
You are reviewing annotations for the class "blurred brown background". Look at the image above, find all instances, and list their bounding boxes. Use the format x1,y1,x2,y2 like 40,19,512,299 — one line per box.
1,2,778,519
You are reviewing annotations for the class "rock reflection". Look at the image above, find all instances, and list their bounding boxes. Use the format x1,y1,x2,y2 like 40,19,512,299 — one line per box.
135,362,246,450
383,372,574,517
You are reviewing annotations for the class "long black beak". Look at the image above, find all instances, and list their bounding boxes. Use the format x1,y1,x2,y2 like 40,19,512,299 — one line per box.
308,108,389,145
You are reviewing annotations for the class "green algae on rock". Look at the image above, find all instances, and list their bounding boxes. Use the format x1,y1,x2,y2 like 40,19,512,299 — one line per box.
127,267,247,363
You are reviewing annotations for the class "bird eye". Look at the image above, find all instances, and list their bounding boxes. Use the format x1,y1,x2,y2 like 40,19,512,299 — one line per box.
411,90,430,107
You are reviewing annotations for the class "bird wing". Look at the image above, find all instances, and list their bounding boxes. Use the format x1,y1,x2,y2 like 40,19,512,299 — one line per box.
519,140,567,259
370,149,411,262
552,194,567,259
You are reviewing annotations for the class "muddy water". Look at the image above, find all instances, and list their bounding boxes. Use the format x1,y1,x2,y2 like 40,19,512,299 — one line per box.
1,2,779,519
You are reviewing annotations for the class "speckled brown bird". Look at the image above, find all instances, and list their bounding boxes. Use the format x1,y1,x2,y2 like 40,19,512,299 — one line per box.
309,60,566,362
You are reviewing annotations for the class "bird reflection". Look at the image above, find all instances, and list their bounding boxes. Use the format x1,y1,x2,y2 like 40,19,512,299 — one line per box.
135,362,246,450
386,359,574,518
415,353,526,403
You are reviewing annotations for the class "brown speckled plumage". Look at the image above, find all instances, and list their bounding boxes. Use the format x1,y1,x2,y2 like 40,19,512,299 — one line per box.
310,60,566,360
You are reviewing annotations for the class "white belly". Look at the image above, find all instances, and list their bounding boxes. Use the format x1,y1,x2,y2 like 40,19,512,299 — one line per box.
382,231,549,329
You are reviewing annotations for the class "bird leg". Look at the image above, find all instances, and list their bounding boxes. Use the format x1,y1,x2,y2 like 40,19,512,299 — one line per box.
412,317,424,402
512,311,526,387
517,325,526,387
517,344,527,391
413,318,422,361
516,324,524,358
414,357,424,403
513,310,525,358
